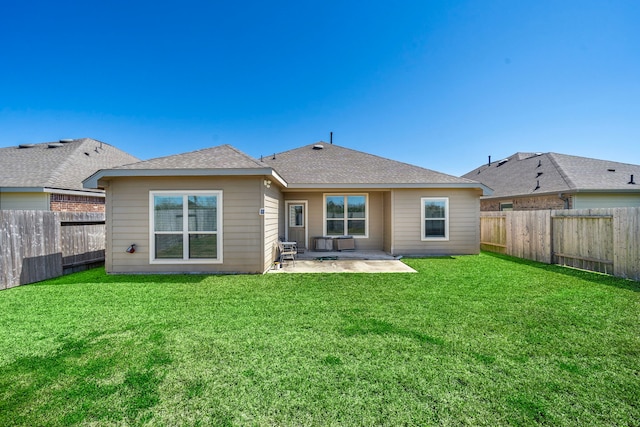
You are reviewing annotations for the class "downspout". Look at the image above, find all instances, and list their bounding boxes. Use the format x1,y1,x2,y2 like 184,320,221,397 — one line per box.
558,193,570,209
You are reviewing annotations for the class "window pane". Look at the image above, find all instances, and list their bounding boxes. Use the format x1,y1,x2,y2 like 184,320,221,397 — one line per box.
347,220,365,235
424,200,446,219
326,196,344,218
154,196,183,231
189,234,217,258
188,195,217,232
425,220,445,238
347,196,366,218
155,234,183,258
289,205,304,227
326,219,344,235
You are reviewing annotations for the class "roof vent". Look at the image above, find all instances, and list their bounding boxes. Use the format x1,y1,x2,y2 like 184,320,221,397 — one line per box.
18,144,35,149
59,139,74,143
534,180,540,190
313,144,324,150
536,172,543,177
48,142,64,148
535,152,542,156
497,158,509,167
629,175,636,185
537,160,542,167
607,168,616,172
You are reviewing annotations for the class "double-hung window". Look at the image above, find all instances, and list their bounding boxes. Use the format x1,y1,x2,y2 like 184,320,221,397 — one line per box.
421,197,449,241
150,191,222,263
324,194,367,237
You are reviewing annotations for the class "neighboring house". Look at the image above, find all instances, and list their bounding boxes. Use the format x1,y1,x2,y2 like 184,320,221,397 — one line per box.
0,138,139,212
462,152,640,211
83,142,491,274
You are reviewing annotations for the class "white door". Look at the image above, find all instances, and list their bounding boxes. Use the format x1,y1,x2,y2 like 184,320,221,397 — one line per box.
286,201,308,249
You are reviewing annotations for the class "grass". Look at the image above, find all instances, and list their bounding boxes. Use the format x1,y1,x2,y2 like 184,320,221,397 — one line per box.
0,252,638,426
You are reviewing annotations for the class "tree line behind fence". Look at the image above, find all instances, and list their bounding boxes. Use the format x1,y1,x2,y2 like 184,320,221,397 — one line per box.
0,211,105,290
480,207,640,281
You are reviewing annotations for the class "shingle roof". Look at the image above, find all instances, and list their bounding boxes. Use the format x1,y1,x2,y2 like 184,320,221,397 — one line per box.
263,142,480,186
84,142,489,193
0,138,139,192
112,144,265,170
462,152,640,198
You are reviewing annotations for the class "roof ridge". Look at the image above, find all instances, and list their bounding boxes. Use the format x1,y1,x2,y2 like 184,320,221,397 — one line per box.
42,139,89,187
275,142,470,181
120,144,231,167
224,144,266,167
546,153,577,190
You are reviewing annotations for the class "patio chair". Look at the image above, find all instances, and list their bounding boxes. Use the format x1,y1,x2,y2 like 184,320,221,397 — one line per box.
277,240,297,266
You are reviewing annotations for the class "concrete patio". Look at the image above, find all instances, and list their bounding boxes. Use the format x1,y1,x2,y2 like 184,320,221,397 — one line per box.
268,250,416,273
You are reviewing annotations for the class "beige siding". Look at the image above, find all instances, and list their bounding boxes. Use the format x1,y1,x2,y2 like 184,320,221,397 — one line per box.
383,191,392,253
104,176,265,274
283,191,385,251
0,192,49,210
263,184,282,272
392,188,481,255
573,193,640,209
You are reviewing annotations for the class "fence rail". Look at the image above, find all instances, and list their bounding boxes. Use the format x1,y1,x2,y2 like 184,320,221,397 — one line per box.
0,211,105,289
480,208,640,281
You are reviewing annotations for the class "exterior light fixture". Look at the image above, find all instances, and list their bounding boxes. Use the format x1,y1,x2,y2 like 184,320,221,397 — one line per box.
264,179,272,188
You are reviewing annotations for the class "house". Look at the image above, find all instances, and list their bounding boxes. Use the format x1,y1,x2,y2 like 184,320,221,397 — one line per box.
0,138,139,212
83,142,491,274
462,152,640,211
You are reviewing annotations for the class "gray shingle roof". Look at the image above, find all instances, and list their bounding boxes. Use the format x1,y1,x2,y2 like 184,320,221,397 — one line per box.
462,152,640,198
0,138,139,192
112,144,265,170
84,142,489,192
263,142,480,186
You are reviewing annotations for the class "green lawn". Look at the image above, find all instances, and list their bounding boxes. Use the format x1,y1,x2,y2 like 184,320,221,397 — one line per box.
1,253,638,426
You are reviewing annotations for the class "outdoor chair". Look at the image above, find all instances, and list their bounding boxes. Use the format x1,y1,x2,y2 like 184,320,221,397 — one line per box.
277,240,297,266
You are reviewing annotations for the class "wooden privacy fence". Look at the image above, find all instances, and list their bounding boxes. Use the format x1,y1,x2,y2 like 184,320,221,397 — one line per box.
0,211,105,290
480,208,640,281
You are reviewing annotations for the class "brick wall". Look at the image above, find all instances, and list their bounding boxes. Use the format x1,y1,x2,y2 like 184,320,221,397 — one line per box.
50,193,105,213
481,194,572,211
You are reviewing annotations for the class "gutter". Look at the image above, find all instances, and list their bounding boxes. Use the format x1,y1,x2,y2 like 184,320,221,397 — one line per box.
284,182,493,195
83,167,287,189
0,187,104,197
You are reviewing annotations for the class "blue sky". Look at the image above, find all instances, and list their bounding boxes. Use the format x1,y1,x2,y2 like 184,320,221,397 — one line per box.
1,0,639,176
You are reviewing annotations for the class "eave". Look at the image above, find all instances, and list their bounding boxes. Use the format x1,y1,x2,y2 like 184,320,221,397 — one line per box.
83,168,288,189
0,186,104,197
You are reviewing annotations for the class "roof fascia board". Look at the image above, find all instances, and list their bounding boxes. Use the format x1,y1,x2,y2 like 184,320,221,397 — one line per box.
0,187,46,193
482,188,640,199
43,188,105,197
269,170,288,188
573,188,640,194
286,182,492,194
84,167,280,189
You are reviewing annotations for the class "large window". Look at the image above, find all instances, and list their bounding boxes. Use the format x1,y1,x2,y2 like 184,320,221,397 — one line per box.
150,191,222,263
324,194,367,237
421,197,449,241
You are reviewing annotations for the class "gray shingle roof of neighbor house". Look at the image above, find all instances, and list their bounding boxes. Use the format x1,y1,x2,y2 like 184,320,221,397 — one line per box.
84,142,491,194
462,152,640,198
0,138,140,193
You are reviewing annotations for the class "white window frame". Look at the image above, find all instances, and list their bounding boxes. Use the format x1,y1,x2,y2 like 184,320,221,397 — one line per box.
421,197,449,241
323,193,369,238
149,190,223,264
